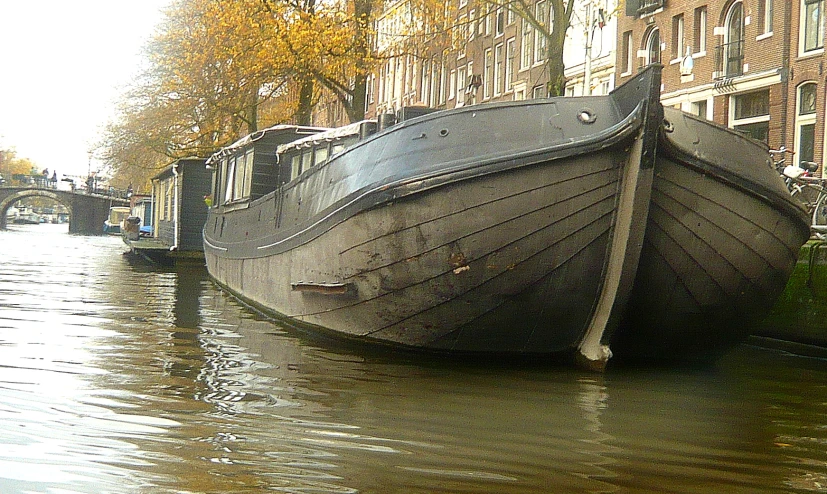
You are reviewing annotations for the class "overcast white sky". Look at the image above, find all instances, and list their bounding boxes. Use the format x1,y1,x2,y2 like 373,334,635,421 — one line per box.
0,1,170,178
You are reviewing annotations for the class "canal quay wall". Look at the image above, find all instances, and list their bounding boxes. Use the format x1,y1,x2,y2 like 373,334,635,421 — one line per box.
754,241,827,351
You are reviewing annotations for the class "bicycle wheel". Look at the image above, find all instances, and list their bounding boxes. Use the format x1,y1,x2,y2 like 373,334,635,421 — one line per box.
811,190,827,239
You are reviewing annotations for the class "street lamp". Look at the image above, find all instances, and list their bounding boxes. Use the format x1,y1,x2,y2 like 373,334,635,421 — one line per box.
583,1,607,96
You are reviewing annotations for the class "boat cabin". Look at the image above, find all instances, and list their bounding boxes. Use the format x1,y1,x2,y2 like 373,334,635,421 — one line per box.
206,108,441,210
276,121,378,183
128,195,154,236
206,125,329,208
151,157,211,253
103,206,131,234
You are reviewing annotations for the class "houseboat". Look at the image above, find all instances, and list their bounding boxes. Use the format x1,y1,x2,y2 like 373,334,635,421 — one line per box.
123,158,211,264
202,65,810,368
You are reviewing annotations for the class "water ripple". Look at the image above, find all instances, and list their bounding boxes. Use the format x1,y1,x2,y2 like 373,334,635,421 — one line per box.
0,224,825,493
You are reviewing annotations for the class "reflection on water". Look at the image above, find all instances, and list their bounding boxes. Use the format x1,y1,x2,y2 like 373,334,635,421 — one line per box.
0,223,825,493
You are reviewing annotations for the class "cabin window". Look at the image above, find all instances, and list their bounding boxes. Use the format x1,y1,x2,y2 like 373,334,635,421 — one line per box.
243,148,254,197
210,162,219,207
166,180,173,220
290,154,302,181
314,144,329,166
216,158,227,205
301,149,313,174
331,142,346,156
225,156,236,203
155,181,165,224
233,153,246,200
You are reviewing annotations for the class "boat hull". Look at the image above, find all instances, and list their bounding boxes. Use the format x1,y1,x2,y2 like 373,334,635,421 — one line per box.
611,108,811,362
208,148,629,353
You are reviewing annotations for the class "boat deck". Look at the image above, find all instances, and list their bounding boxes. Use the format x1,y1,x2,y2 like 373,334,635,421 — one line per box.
123,237,204,265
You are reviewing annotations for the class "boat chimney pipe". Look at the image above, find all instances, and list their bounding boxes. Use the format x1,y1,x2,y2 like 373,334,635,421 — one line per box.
171,162,179,251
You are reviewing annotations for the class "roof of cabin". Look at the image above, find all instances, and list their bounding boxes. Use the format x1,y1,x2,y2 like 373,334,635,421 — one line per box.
276,120,377,154
207,124,330,164
151,157,208,181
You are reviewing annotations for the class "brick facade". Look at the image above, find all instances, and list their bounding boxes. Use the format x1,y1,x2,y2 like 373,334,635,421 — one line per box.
617,0,825,171
315,0,826,172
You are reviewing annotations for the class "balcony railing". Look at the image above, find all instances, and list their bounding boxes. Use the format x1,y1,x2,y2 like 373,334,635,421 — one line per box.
625,0,666,17
714,39,744,79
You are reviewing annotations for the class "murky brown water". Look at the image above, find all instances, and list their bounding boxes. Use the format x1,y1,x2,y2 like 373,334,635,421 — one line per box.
1,223,825,493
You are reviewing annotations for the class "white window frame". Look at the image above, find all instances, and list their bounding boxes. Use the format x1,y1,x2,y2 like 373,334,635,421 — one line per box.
494,42,503,96
521,18,533,70
729,90,770,142
758,0,773,38
534,0,548,65
456,65,467,106
483,47,493,100
795,82,818,165
801,0,825,55
505,37,515,92
671,14,684,62
645,27,661,66
694,6,707,55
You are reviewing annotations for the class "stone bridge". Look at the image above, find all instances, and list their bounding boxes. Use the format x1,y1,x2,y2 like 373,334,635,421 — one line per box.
0,186,129,235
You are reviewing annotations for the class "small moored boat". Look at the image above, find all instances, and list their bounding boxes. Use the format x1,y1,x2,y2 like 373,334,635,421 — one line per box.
12,208,41,225
104,207,131,235
203,65,810,368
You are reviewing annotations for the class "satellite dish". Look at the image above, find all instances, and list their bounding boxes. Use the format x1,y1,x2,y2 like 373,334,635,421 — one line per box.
680,47,694,76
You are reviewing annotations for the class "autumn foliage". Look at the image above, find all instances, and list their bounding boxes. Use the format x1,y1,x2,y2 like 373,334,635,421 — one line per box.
101,0,576,189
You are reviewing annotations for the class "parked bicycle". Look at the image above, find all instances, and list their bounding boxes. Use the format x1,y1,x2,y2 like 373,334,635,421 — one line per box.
771,147,826,239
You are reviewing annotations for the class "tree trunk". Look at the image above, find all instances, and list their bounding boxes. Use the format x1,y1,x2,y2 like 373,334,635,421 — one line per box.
546,0,573,97
295,78,315,125
246,83,259,133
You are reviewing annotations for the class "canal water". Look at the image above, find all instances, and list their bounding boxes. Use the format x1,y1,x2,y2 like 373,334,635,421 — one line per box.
0,223,825,493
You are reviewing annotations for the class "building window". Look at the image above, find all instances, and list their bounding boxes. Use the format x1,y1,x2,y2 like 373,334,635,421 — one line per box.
521,18,533,70
430,56,441,107
534,0,548,64
796,83,818,165
719,2,744,77
505,37,515,92
645,27,661,66
457,15,468,59
532,84,547,99
694,6,707,54
439,50,448,105
802,0,825,53
494,42,504,96
420,62,430,107
691,99,708,120
672,14,684,61
759,0,773,36
469,9,476,40
730,90,770,143
456,65,466,105
621,30,633,74
484,47,492,100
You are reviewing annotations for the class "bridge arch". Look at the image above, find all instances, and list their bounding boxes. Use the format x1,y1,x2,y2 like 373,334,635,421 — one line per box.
0,189,72,230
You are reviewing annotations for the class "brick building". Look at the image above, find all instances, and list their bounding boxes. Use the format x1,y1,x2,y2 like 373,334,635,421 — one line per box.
617,0,825,169
319,0,825,171
364,0,619,118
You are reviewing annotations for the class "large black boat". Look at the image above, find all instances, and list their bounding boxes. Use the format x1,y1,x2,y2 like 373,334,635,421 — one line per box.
202,65,810,368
